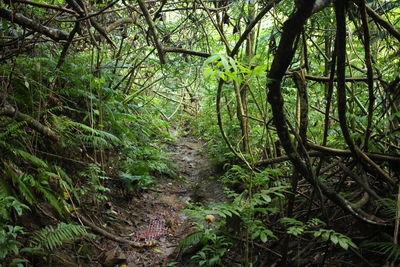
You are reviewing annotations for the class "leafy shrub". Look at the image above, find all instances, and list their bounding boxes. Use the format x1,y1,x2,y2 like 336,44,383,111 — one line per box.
280,217,357,250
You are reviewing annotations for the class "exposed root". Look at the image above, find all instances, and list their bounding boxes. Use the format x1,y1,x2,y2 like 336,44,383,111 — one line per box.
73,212,158,248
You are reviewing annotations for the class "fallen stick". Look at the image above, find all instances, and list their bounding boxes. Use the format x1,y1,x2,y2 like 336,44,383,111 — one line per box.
73,212,157,248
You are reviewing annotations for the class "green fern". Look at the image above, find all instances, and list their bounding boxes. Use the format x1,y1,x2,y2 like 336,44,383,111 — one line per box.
279,217,304,226
313,229,357,250
363,242,400,262
79,134,111,148
0,196,29,222
0,121,26,139
51,115,121,147
13,149,48,168
30,223,89,251
7,170,66,216
280,217,356,250
306,218,326,228
38,105,68,116
376,198,397,218
179,231,205,248
0,141,48,168
67,121,121,144
9,172,37,205
0,178,12,200
38,188,66,216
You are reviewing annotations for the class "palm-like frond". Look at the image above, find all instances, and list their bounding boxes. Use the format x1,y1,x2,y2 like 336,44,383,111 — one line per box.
30,223,90,251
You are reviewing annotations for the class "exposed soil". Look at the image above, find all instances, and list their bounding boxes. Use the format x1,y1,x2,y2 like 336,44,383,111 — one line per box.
83,133,225,267
31,132,371,267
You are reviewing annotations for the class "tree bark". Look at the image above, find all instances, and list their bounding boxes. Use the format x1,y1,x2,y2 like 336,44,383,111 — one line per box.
136,0,167,64
266,0,390,225
353,0,400,42
0,7,68,41
358,0,375,151
0,102,59,142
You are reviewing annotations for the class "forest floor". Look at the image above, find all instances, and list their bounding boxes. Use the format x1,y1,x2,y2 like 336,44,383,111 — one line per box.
80,131,225,267
33,130,368,267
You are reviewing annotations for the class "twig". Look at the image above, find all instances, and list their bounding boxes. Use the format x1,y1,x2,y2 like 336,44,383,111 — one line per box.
137,0,166,64
73,212,157,248
15,0,77,14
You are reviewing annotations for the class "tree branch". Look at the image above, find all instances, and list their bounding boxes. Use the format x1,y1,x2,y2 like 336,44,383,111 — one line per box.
0,7,68,41
106,17,136,33
137,0,166,64
0,102,59,142
230,0,280,57
15,0,77,14
65,0,116,48
163,46,211,58
266,0,389,226
353,0,400,42
307,142,400,163
287,73,380,82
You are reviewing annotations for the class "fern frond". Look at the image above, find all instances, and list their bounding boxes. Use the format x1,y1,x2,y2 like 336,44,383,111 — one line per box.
39,188,66,216
39,105,67,115
279,217,304,226
364,242,400,262
306,218,326,228
0,121,26,138
1,142,48,168
0,177,12,198
376,198,396,218
0,140,16,152
96,129,121,144
54,166,73,184
13,149,48,168
79,134,110,147
12,173,37,205
68,121,121,144
179,231,205,248
0,195,30,221
30,223,89,251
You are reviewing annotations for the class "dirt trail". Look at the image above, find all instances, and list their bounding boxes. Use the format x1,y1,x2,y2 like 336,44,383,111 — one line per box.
105,134,225,266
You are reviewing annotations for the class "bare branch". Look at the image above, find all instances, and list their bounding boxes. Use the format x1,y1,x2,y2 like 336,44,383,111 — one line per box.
106,17,136,33
353,0,400,42
15,0,77,14
137,0,166,64
0,7,68,41
163,46,211,58
287,73,380,82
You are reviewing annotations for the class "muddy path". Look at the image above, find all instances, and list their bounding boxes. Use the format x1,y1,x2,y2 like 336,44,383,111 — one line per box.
97,134,226,267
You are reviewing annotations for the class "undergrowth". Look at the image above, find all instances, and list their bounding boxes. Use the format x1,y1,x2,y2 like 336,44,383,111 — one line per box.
0,47,177,265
